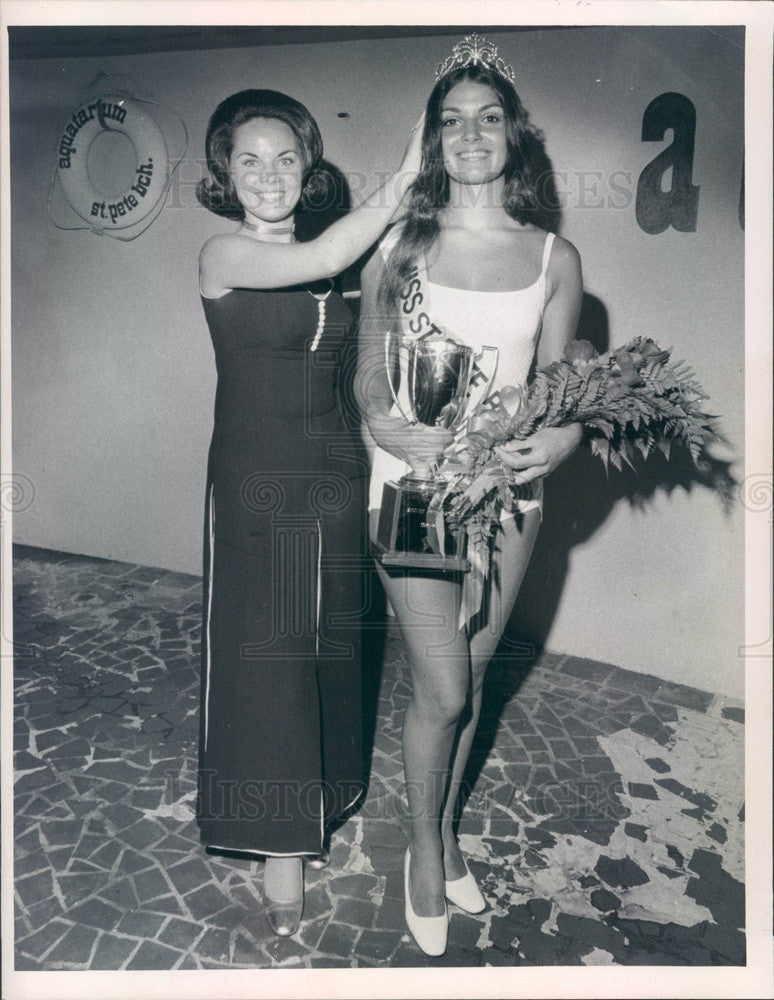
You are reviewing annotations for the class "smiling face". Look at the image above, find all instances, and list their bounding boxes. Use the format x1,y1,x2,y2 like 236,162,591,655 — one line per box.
228,116,306,225
440,79,508,188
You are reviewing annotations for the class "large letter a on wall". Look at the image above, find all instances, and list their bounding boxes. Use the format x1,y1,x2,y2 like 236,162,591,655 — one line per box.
636,92,700,234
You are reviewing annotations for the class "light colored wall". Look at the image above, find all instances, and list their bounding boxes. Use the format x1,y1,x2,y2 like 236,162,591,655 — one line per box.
10,27,744,697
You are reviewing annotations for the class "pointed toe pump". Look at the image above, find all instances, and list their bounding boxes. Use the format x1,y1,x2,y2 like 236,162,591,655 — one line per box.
444,860,486,914
404,848,448,956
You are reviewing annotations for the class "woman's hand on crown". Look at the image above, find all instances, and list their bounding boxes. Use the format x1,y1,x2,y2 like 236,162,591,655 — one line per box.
400,111,426,176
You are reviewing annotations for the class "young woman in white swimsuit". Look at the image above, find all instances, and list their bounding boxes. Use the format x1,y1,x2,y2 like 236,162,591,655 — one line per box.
356,45,583,955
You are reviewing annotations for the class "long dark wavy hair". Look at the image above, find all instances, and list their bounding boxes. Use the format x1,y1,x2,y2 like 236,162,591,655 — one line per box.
377,64,545,321
196,89,329,221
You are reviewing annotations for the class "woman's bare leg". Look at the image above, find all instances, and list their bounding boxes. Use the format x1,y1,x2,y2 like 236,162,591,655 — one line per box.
440,509,541,880
371,514,469,916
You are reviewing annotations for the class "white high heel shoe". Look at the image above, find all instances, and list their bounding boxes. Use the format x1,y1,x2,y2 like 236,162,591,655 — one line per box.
444,859,486,914
404,848,448,956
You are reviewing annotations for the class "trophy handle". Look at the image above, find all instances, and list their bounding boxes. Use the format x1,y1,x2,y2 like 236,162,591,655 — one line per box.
475,345,499,390
384,328,416,425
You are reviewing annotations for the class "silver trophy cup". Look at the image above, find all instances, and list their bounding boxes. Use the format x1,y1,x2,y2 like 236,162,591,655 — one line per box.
373,336,498,570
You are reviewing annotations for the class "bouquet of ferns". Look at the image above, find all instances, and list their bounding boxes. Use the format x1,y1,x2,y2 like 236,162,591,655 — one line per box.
434,337,720,621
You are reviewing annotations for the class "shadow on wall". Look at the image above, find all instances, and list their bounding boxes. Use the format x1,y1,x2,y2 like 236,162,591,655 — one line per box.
456,293,738,810
512,290,738,653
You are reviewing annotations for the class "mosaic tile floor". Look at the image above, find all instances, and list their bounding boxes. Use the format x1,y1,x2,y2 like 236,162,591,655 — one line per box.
12,544,745,969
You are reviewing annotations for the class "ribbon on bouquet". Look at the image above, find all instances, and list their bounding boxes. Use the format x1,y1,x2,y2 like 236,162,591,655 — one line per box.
431,468,498,630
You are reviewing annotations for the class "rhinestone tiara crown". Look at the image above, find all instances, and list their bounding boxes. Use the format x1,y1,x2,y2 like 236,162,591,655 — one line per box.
436,33,515,83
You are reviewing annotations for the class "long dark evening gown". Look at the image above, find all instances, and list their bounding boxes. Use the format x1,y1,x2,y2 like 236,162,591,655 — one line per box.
196,282,365,856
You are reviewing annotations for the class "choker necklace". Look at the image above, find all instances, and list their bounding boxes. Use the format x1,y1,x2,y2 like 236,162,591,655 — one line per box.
241,219,295,236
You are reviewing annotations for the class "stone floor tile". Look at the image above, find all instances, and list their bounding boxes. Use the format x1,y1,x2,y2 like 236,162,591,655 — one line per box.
183,883,233,921
166,857,214,895
623,822,649,842
604,670,663,697
297,913,329,950
590,888,621,912
38,818,83,846
115,847,155,875
628,782,660,801
263,934,311,963
559,657,617,684
14,955,48,972
649,701,680,723
145,895,186,916
45,923,99,966
115,910,167,937
706,822,727,845
327,872,380,896
653,682,714,713
133,866,173,903
382,941,430,967
595,856,649,889
15,919,71,960
12,547,746,970
630,714,674,745
25,895,65,930
317,921,359,958
298,883,333,921
643,756,671,774
100,802,146,831
89,932,140,970
125,939,184,970
333,896,377,928
372,893,406,931
157,917,204,951
354,927,403,962
56,872,110,908
15,869,55,908
65,896,123,931
207,904,253,931
447,912,484,950
424,942,486,967
193,926,231,963
97,880,140,915
309,956,353,968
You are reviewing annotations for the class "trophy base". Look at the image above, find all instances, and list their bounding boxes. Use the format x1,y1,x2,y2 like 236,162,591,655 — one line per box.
373,479,469,572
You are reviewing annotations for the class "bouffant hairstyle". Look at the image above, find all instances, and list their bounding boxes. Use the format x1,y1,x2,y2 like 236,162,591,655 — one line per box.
196,89,328,220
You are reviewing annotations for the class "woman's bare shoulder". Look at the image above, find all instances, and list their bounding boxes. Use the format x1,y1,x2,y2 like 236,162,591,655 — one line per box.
199,233,255,297
199,232,243,266
546,231,582,277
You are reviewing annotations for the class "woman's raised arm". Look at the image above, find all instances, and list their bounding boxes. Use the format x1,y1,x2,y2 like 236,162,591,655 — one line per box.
200,117,424,295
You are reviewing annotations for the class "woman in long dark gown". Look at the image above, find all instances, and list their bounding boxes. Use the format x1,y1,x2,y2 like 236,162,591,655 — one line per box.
195,89,423,936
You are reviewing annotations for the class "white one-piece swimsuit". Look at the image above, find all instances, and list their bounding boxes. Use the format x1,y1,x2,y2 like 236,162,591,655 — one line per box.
368,227,556,517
